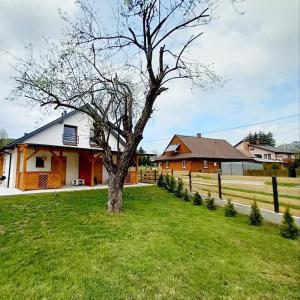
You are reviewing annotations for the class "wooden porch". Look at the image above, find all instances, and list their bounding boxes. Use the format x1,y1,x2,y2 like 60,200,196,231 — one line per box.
15,144,138,191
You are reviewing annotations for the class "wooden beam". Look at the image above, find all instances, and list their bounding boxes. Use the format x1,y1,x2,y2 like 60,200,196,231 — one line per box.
50,150,59,158
135,155,139,171
21,145,28,191
27,149,40,161
94,153,103,162
90,154,95,187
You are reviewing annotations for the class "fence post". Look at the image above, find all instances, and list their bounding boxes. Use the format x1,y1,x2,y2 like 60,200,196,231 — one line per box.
154,169,157,182
140,169,143,183
189,171,192,191
218,173,222,199
171,169,174,176
272,176,279,213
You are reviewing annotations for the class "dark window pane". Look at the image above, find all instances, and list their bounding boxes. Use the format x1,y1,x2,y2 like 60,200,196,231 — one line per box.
36,157,45,168
63,125,78,145
64,126,76,136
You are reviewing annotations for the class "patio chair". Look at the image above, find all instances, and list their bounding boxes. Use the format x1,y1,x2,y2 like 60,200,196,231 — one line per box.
0,176,6,184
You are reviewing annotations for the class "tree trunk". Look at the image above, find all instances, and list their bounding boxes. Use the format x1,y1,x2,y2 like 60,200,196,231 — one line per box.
107,173,123,213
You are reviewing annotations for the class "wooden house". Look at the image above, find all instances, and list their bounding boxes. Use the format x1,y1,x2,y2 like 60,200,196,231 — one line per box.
0,110,137,191
157,134,250,173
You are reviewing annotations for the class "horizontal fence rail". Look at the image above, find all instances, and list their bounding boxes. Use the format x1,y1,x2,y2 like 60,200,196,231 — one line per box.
138,168,300,217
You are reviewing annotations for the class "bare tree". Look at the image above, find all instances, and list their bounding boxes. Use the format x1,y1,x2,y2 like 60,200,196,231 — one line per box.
9,0,233,212
0,128,8,149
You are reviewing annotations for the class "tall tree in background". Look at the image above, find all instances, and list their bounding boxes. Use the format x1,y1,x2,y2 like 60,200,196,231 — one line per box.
244,131,276,147
0,129,8,149
9,0,236,212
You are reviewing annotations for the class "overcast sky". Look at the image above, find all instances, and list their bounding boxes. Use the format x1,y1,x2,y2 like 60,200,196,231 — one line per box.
0,0,299,154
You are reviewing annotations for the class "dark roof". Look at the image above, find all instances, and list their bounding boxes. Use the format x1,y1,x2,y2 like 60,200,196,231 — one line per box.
2,109,125,150
157,135,250,162
248,144,296,154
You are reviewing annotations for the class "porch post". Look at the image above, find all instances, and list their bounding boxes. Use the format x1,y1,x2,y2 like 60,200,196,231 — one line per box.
21,145,28,191
135,155,139,184
91,153,95,187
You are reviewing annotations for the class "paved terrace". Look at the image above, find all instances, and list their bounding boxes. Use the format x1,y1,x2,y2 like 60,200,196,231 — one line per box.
0,183,150,197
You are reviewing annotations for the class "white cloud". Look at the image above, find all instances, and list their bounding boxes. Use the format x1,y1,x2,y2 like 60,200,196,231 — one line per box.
141,0,300,153
0,0,299,153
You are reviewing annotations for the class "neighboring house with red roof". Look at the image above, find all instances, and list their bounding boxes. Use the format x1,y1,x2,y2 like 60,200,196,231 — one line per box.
235,141,296,163
156,134,250,173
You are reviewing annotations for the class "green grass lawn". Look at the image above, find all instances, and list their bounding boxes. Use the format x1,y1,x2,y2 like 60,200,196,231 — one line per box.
0,186,299,299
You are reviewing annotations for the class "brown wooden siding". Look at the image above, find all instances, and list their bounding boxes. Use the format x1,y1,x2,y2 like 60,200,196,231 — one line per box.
161,159,220,173
168,136,191,153
0,156,3,176
17,171,61,190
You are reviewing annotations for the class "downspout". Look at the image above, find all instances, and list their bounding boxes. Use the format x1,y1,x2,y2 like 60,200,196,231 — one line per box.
3,150,12,188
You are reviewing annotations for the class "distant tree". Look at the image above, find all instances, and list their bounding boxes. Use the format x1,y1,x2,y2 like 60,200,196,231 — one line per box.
244,131,275,146
137,147,152,166
277,141,300,152
0,129,9,149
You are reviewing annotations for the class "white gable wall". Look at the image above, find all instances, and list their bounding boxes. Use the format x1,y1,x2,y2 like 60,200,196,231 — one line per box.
24,111,123,151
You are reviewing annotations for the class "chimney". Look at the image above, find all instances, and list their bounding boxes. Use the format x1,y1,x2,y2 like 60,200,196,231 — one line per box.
197,133,202,138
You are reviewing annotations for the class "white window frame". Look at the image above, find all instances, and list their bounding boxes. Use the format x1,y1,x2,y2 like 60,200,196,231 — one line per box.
264,154,271,160
203,160,208,169
182,160,186,169
166,161,169,169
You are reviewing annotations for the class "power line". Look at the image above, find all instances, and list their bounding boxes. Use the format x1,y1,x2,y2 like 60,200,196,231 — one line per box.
202,114,300,134
142,114,300,143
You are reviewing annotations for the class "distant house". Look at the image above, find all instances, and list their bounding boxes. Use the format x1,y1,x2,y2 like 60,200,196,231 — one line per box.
235,141,296,163
0,110,137,191
157,134,250,173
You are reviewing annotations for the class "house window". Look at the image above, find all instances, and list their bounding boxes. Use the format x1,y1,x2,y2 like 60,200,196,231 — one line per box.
166,161,169,168
182,160,186,168
203,160,208,169
36,157,45,168
63,125,78,145
264,154,271,160
254,154,262,158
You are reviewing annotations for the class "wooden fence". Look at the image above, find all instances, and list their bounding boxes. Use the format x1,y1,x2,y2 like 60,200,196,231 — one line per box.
139,168,300,217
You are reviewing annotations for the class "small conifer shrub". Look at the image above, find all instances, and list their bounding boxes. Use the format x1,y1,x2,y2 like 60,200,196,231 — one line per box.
224,199,236,217
175,178,183,198
169,176,177,193
206,191,216,210
249,200,263,226
157,173,165,188
183,189,190,201
193,192,202,206
164,173,170,190
280,207,299,239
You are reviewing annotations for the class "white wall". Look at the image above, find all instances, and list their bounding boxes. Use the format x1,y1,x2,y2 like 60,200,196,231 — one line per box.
64,151,79,185
27,149,53,172
0,149,18,188
102,165,109,184
24,111,123,152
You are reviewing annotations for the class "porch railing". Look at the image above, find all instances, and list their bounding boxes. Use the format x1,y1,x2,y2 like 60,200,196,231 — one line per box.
62,134,79,146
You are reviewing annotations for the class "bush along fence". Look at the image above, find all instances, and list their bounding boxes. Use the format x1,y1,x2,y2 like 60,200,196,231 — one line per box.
157,173,299,239
139,168,300,221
